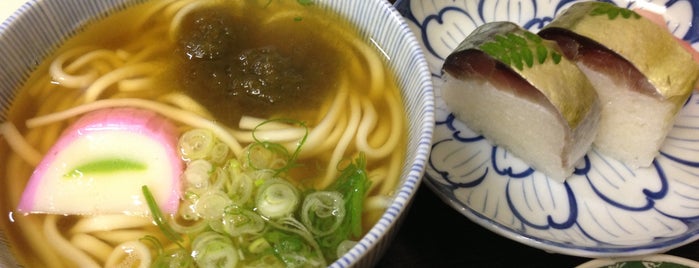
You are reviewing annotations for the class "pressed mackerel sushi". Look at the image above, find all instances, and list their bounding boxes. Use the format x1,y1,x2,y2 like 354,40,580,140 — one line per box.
538,2,699,168
441,21,601,182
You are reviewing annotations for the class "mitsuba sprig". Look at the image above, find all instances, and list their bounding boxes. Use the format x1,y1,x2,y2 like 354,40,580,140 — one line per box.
478,31,562,71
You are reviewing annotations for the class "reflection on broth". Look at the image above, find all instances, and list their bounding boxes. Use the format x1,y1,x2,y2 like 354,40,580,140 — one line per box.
0,0,406,267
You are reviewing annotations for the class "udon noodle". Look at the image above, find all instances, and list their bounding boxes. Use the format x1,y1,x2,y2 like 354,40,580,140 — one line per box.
0,0,406,267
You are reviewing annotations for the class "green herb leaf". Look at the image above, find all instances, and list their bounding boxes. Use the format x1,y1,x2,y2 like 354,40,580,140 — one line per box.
552,52,562,64
480,42,505,58
479,30,561,70
590,4,640,20
306,153,371,261
510,50,524,70
506,33,527,46
520,46,534,68
536,44,548,64
523,31,542,43
620,8,639,19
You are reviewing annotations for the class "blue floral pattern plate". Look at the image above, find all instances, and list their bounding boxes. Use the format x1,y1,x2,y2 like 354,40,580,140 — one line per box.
577,254,699,268
395,0,699,258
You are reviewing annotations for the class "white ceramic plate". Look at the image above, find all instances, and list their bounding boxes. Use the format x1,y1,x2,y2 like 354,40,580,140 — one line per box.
577,254,699,268
395,0,699,258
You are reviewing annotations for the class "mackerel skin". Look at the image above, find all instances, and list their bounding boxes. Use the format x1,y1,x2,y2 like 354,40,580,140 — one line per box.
443,21,598,129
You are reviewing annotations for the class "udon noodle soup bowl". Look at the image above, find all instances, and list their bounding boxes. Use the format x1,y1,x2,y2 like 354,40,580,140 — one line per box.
0,0,434,267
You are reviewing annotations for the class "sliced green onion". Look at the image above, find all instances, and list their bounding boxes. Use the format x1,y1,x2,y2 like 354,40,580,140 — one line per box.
193,191,232,220
209,167,228,191
219,206,266,236
179,128,216,161
249,119,308,175
301,191,345,236
150,120,375,266
179,191,200,221
183,159,212,189
138,235,164,255
335,240,357,259
245,142,289,171
248,237,272,254
141,185,182,245
151,248,193,268
265,216,326,267
209,142,229,164
169,215,209,234
191,232,238,268
255,178,300,219
225,160,255,205
227,173,254,205
245,254,286,267
248,169,275,182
